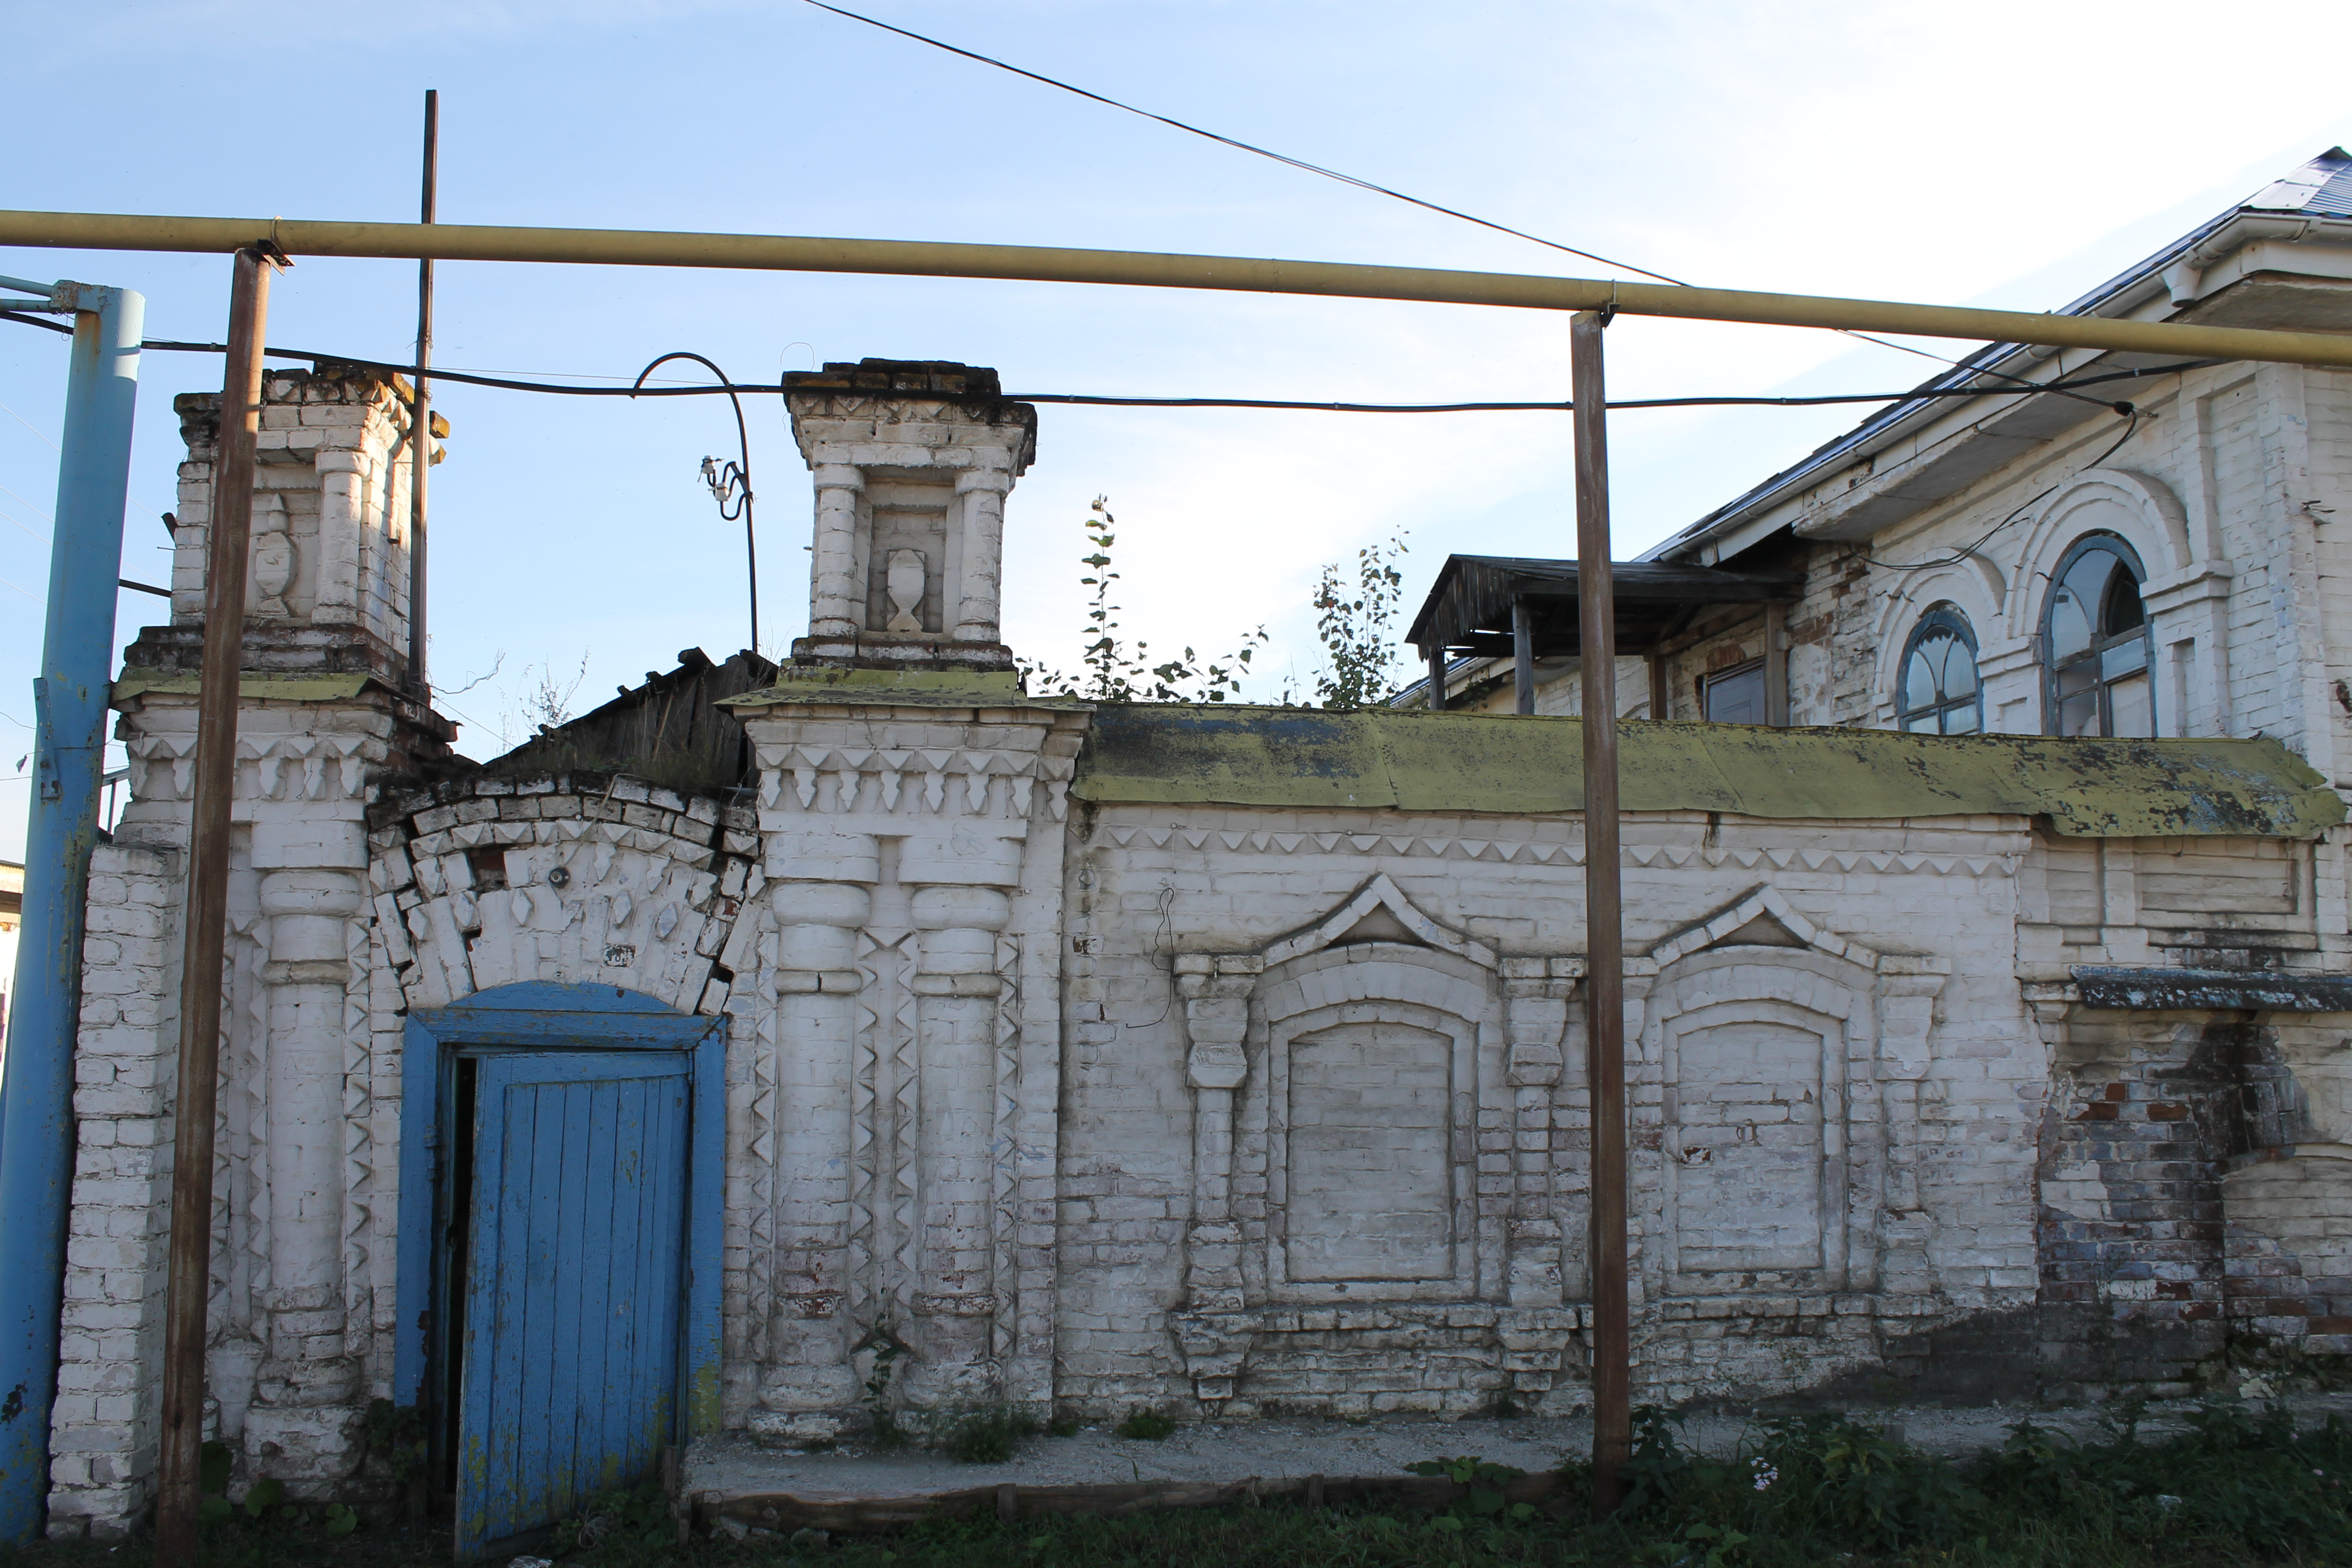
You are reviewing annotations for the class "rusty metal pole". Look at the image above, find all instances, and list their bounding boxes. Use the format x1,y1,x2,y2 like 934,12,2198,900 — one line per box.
407,88,438,693
153,247,272,1567
1574,310,1631,1516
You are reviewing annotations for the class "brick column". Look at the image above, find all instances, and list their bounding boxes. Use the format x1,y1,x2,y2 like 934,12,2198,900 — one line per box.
759,878,869,1415
1172,955,1261,1404
905,884,1010,1399
45,845,183,1539
1874,957,1949,1296
809,464,864,636
1504,959,1574,1308
951,472,1009,643
244,848,367,1483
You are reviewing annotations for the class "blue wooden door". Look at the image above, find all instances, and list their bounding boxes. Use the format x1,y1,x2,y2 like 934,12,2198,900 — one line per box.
456,1050,690,1555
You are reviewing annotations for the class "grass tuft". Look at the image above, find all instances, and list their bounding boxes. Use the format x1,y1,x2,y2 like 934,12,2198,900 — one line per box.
1115,1406,1177,1441
940,1405,1039,1465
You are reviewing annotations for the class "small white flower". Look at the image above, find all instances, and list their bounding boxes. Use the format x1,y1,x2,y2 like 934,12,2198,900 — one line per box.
2155,1495,2182,1511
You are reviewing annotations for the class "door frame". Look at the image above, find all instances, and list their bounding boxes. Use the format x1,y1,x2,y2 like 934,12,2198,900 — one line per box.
394,981,725,1452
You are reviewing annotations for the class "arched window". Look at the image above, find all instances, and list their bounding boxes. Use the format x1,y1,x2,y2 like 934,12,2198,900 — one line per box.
1897,606,1980,733
2044,534,2153,737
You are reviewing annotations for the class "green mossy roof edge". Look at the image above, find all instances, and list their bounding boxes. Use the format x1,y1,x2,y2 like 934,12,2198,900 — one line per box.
721,667,1084,710
1069,706,2348,838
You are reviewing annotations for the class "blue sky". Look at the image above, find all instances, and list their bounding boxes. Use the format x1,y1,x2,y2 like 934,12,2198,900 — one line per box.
6,0,2352,858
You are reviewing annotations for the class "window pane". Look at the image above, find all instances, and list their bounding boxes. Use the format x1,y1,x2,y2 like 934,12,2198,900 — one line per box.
2062,549,2115,613
1904,713,1938,733
1943,701,1980,734
1902,641,1940,714
1705,663,1767,725
2058,688,2098,736
2101,567,2146,635
2101,637,2148,681
2109,672,2154,738
2048,579,2094,662
1943,639,1978,698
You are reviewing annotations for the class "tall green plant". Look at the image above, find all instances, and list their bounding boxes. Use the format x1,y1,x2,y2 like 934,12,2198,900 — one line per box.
1021,496,1268,703
1311,530,1408,709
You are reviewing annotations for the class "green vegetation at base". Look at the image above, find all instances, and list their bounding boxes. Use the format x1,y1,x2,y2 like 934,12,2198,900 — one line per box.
1113,1406,1176,1441
13,1399,2352,1568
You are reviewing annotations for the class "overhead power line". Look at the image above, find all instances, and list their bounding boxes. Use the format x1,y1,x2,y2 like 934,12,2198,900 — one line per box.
798,0,2128,409
801,0,1685,288
0,312,2211,416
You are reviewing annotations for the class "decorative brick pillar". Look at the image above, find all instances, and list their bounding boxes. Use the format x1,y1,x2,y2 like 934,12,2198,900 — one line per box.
951,471,1010,644
808,465,864,638
1177,956,1260,1320
757,877,869,1416
903,885,1012,1399
244,832,369,1482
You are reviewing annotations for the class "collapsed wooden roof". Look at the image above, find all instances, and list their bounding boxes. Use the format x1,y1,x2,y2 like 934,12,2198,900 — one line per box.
1405,553,1801,661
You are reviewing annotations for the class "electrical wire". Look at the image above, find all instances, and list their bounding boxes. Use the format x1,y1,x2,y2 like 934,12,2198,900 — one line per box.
797,0,2137,411
0,312,2217,415
1,504,47,546
0,393,61,452
1872,408,2146,575
801,0,1684,288
1,480,52,522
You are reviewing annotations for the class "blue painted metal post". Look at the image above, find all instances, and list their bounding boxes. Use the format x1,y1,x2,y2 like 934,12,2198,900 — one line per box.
0,275,144,1543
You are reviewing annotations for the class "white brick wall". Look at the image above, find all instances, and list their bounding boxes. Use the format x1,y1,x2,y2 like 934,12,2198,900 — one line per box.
47,843,182,1539
50,340,2352,1529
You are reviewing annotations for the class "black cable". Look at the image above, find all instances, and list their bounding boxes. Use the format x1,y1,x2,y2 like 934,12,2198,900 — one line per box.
801,0,1686,289
1874,408,2146,575
2,314,2218,415
1022,363,2214,414
793,2,2152,413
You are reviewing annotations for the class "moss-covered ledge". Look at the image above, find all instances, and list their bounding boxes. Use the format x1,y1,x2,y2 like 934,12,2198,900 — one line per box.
1071,706,2346,838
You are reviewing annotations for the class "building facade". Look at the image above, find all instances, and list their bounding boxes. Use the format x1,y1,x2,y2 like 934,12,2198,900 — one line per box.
37,156,2352,1540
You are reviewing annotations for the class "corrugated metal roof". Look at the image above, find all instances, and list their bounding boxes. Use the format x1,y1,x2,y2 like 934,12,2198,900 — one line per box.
1645,148,2352,565
2248,147,2352,216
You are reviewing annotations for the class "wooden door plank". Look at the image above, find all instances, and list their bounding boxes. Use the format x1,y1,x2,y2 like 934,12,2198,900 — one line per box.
513,1081,572,1531
456,1050,693,1557
455,1066,514,1555
570,1074,625,1494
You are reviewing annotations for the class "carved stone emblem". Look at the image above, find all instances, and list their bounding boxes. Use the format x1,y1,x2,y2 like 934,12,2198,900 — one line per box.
884,548,925,632
251,492,295,616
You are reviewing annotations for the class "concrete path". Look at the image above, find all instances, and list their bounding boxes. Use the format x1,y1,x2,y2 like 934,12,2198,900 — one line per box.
685,1390,2352,1505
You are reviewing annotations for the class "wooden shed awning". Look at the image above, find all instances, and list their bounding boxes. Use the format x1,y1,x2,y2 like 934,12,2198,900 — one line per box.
1406,554,1801,660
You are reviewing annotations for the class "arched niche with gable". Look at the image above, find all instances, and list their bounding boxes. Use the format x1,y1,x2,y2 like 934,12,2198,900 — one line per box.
1629,886,1948,1302
1168,875,1582,1412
